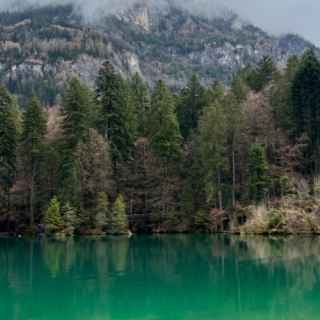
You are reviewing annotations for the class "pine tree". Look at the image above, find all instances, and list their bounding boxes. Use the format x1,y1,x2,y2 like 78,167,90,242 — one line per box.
197,101,227,209
0,86,19,212
61,78,92,150
244,56,275,92
177,75,207,140
62,202,78,232
59,78,92,205
21,95,47,227
96,61,135,162
248,144,270,203
94,192,109,230
109,194,129,235
231,74,249,103
224,93,244,207
291,50,320,174
130,73,151,137
44,197,63,233
148,80,182,162
271,56,300,132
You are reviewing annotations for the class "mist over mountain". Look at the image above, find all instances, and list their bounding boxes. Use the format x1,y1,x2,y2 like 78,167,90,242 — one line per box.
1,0,319,45
0,0,316,104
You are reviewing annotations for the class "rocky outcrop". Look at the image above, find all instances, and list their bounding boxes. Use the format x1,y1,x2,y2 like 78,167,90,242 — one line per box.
0,2,316,103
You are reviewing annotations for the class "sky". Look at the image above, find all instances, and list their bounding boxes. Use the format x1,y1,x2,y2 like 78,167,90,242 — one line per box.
224,0,320,45
1,0,319,45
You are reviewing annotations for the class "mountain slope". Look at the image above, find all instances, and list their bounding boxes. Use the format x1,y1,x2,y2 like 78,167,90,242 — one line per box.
0,2,316,103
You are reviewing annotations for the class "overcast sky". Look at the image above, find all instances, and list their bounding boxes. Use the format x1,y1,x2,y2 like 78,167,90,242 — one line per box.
1,0,319,45
223,0,320,45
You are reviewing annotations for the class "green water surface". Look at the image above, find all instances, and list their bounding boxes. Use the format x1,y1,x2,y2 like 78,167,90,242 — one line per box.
1,235,320,320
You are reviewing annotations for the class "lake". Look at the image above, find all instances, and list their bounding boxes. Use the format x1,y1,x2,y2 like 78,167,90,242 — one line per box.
1,235,320,319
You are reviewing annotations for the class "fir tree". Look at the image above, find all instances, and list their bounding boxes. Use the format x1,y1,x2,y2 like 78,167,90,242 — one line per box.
148,80,182,162
130,73,151,137
291,50,320,173
44,197,63,233
59,78,92,205
177,75,207,140
245,56,275,92
62,202,78,232
0,86,19,211
197,101,227,209
248,144,270,203
61,78,92,150
96,61,135,162
94,192,109,230
109,194,129,235
21,95,47,227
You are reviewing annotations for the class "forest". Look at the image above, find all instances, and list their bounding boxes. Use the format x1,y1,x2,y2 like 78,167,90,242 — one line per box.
1,49,320,236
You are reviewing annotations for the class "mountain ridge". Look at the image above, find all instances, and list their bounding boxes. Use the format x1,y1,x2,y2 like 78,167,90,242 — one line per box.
0,2,316,104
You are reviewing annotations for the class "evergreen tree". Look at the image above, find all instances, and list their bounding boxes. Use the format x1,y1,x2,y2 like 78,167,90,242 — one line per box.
0,86,19,212
197,101,227,209
206,81,225,105
96,61,135,162
61,78,92,150
62,202,78,232
231,74,249,103
224,93,244,207
291,50,320,173
148,81,182,162
177,75,207,140
94,192,109,230
21,95,47,227
44,196,63,233
59,78,92,205
245,56,275,92
271,56,300,132
248,144,270,203
130,73,150,137
109,194,129,234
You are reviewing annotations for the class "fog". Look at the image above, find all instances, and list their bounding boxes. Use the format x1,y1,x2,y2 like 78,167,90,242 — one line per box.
1,0,319,45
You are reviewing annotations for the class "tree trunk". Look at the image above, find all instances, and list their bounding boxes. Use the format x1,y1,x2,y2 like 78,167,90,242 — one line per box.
232,150,236,208
30,166,35,229
217,169,223,211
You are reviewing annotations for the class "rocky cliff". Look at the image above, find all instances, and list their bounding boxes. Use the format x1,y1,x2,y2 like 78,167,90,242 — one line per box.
0,1,316,104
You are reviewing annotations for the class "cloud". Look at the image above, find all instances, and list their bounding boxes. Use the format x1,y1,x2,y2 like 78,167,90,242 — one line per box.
0,0,319,45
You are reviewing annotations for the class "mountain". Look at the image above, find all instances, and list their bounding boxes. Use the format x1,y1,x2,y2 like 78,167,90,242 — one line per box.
0,1,316,104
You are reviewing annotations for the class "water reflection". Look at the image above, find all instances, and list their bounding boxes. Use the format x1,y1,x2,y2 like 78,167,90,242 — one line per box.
0,235,320,319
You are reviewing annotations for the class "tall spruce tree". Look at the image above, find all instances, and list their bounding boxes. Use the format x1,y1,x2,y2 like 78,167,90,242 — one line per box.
245,56,275,92
248,144,270,203
0,86,19,213
148,81,182,162
197,101,227,209
21,96,47,227
109,194,129,235
59,78,92,205
291,50,320,174
130,73,150,137
177,75,207,140
96,61,134,163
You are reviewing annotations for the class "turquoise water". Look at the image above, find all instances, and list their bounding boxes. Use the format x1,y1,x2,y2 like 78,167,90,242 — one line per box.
1,235,320,320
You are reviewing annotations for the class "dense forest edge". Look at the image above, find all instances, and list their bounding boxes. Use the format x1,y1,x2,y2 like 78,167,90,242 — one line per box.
1,50,320,237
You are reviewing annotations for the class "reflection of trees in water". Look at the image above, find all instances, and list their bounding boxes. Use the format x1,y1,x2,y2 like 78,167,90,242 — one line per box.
1,235,320,319
42,240,66,278
109,237,129,274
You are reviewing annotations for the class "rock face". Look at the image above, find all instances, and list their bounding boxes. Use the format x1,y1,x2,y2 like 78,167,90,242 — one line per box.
0,2,316,103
